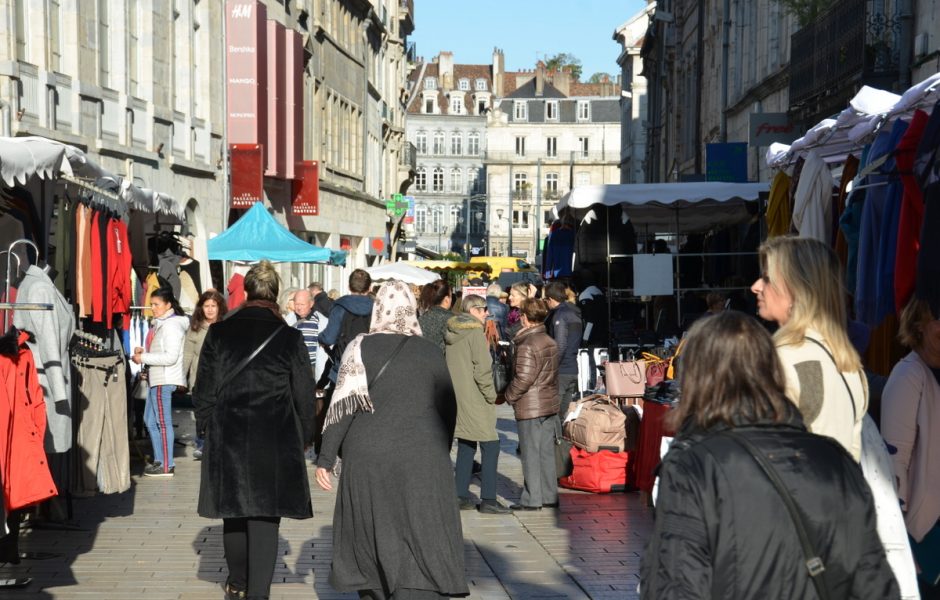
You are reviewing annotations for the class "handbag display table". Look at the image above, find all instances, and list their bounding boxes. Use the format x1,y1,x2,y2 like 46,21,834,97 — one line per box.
634,401,674,494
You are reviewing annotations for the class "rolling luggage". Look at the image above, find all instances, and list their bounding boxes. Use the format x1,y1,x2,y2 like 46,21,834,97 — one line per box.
558,447,631,493
563,395,626,453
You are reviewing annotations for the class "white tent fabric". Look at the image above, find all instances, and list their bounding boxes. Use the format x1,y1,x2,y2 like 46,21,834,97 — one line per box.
556,182,769,233
0,135,183,218
366,262,441,285
0,136,73,186
766,76,940,169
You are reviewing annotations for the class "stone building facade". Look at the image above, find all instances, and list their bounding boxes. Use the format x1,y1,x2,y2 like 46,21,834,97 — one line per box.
405,52,490,257
614,2,655,184
1,0,415,294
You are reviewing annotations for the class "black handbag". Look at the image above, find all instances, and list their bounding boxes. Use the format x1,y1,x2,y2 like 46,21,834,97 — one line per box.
492,341,513,394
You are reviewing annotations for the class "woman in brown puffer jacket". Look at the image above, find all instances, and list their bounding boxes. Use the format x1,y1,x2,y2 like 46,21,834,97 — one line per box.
504,297,560,511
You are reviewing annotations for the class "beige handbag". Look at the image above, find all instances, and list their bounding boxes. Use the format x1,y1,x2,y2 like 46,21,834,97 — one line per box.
605,359,647,397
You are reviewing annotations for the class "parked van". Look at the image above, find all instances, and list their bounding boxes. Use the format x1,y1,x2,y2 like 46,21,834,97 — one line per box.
468,256,536,279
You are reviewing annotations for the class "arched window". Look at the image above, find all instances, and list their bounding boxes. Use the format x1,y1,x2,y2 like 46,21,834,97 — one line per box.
450,167,462,193
467,131,480,155
450,131,462,155
431,167,444,192
432,131,445,155
414,167,427,192
415,205,428,233
415,130,427,154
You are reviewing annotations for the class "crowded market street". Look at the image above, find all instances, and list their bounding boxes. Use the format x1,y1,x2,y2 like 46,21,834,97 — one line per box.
3,403,651,600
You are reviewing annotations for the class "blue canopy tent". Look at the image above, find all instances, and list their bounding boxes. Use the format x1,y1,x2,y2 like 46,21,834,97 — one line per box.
208,202,340,263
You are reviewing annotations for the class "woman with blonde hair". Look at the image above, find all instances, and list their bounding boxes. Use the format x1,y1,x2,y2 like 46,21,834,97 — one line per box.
751,236,866,460
279,287,300,326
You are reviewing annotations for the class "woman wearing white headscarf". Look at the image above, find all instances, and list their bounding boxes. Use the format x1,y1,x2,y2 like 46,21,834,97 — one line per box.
315,280,468,600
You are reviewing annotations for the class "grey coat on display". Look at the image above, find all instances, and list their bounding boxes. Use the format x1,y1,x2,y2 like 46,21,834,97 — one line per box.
13,265,76,452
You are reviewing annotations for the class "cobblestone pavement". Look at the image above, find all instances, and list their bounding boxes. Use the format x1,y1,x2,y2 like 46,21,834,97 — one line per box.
2,404,652,599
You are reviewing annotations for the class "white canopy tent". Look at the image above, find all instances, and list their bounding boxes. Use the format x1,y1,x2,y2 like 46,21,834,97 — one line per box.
0,135,184,219
366,262,441,286
556,182,770,233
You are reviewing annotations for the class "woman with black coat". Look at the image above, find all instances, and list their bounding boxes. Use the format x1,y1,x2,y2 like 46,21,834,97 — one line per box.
640,311,898,600
193,260,316,600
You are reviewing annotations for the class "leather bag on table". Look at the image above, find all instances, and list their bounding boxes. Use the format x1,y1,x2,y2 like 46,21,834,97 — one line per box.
605,359,646,397
563,395,627,453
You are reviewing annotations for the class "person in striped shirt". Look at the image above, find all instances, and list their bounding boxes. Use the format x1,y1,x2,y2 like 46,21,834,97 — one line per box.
292,289,319,374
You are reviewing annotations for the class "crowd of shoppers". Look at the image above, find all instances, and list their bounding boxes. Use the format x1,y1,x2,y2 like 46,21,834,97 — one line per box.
161,234,939,599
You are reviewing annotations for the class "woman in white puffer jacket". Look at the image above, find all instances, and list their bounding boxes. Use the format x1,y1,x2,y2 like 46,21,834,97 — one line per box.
132,287,190,477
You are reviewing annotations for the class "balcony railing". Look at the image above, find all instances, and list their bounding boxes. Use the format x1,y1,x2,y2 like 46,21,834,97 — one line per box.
789,0,899,107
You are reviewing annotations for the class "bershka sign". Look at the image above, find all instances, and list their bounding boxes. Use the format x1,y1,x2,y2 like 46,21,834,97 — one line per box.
749,113,799,147
226,0,267,146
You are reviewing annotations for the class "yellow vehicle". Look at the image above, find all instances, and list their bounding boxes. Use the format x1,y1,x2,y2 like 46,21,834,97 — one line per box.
467,256,536,279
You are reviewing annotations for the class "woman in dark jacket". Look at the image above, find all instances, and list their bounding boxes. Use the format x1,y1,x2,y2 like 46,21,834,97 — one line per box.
193,261,316,600
314,280,468,599
418,279,453,351
504,297,559,511
640,311,898,600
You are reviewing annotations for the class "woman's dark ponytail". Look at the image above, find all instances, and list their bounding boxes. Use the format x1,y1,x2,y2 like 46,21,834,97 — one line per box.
151,287,187,317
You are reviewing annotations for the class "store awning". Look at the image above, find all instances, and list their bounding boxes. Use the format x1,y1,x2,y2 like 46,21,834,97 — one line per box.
366,262,441,285
557,182,769,233
208,202,333,263
0,135,184,219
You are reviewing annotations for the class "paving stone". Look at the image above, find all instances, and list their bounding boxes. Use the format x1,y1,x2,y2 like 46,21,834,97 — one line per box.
0,403,653,598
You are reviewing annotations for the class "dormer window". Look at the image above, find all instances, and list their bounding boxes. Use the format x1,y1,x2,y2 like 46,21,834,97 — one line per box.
424,77,437,90
514,101,527,121
458,78,470,91
475,78,487,91
545,100,558,121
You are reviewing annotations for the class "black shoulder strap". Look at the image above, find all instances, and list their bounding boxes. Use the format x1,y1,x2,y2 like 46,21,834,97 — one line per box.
803,337,858,421
218,324,286,395
367,336,409,390
721,431,831,600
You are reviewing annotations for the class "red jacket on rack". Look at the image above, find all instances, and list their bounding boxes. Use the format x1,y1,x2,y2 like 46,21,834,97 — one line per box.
0,330,58,512
107,218,133,329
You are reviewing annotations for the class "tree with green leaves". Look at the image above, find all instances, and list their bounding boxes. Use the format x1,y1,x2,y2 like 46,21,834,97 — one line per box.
588,72,612,84
544,53,583,81
779,0,835,25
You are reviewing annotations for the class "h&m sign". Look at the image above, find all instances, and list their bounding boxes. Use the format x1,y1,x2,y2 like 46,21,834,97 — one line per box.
749,113,799,147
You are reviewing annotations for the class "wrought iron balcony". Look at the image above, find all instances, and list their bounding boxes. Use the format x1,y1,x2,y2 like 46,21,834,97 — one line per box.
789,0,899,107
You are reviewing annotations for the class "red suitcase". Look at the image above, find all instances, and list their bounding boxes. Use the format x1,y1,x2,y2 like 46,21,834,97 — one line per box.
558,447,632,493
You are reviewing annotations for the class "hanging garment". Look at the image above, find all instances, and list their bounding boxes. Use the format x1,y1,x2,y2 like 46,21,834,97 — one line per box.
52,195,70,294
143,271,161,317
178,270,200,314
915,100,940,317
835,155,860,266
873,119,911,324
227,273,246,309
72,354,130,496
179,259,203,296
12,266,76,453
791,150,836,243
157,249,181,299
894,110,929,313
856,123,907,328
0,328,58,512
765,170,792,238
106,218,133,330
541,222,575,279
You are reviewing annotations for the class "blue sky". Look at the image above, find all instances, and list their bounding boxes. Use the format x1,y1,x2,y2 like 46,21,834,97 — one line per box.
410,0,649,80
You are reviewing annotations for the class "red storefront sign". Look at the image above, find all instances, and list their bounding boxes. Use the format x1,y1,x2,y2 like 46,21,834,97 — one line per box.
230,144,264,208
292,160,319,215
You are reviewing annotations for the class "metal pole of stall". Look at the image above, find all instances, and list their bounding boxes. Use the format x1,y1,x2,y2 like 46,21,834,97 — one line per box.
465,196,471,259
508,165,514,256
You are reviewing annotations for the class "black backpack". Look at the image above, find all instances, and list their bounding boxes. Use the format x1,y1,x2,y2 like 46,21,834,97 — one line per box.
328,311,371,362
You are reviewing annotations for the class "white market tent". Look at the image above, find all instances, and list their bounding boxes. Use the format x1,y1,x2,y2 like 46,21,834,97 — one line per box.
366,262,441,286
0,135,184,218
556,181,770,233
